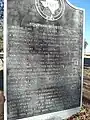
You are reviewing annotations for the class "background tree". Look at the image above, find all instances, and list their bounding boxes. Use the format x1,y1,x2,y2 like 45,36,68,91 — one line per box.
84,40,88,53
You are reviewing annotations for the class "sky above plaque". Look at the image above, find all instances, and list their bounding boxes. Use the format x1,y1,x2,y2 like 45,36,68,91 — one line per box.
0,0,4,20
69,0,90,53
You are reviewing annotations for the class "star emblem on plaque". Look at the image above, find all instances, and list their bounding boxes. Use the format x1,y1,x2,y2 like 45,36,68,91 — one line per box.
35,0,65,21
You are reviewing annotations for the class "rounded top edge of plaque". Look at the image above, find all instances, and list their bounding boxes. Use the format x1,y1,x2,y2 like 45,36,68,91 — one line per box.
66,0,85,11
35,0,65,21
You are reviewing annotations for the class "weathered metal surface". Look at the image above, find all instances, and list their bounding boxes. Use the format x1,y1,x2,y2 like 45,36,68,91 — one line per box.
7,0,84,120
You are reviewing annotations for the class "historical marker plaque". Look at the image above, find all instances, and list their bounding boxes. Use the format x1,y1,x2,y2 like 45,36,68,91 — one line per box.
6,0,84,120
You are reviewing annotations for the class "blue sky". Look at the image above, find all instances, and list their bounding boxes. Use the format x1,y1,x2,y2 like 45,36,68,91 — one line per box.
69,0,90,53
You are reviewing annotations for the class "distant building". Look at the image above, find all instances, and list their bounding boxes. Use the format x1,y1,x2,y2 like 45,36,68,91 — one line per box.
0,53,3,91
84,53,90,57
84,53,90,66
0,69,3,90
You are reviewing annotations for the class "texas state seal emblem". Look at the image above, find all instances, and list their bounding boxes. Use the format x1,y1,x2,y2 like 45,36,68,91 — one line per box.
35,0,65,21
